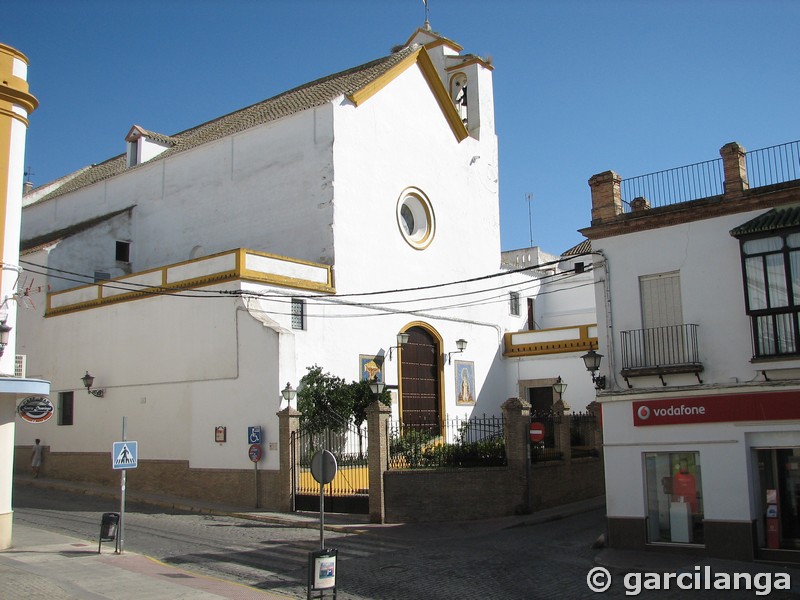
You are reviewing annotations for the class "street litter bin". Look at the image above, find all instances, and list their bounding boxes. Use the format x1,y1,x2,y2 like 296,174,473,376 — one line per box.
98,512,119,553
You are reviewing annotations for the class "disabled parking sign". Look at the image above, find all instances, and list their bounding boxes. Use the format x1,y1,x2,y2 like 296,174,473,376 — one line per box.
112,441,138,470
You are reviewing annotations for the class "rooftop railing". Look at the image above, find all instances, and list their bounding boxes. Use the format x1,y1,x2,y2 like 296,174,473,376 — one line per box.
620,140,800,211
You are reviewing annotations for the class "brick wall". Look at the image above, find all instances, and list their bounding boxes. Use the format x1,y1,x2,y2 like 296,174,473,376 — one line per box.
383,457,604,523
14,445,282,508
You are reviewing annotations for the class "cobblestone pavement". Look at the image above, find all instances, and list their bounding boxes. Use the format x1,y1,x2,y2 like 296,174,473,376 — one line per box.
10,478,800,599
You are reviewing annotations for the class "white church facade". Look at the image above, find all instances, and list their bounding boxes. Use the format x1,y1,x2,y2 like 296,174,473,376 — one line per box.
13,28,598,506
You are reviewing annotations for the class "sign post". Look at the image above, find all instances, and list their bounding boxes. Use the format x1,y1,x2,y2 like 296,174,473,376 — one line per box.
112,417,138,554
307,449,338,599
248,440,263,508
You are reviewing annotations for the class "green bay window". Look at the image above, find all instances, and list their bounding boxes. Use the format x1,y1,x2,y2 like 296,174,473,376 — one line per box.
733,209,800,358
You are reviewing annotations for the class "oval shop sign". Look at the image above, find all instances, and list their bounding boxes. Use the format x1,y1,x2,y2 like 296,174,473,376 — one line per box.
18,396,54,424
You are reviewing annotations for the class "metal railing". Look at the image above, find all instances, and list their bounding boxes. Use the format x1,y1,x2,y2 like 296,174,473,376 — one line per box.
620,324,701,371
388,414,506,469
529,410,562,463
621,159,724,210
620,140,800,211
745,140,800,188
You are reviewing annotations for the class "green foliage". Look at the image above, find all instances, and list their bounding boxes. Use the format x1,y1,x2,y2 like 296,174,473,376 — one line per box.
350,379,391,429
297,366,392,433
297,365,352,433
390,428,506,469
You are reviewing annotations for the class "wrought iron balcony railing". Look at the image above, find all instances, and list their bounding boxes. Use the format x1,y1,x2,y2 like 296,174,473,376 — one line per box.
620,324,703,386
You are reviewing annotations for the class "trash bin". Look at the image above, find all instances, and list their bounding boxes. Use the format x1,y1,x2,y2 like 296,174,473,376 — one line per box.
98,512,119,553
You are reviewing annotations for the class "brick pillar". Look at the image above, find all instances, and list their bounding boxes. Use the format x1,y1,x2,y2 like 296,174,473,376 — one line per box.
588,170,622,224
587,401,603,452
277,406,301,512
552,399,571,462
501,397,531,514
367,400,391,524
720,142,749,198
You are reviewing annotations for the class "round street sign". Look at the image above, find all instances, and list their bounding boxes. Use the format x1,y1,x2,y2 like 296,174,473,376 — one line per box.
310,449,337,484
529,422,546,443
248,444,263,463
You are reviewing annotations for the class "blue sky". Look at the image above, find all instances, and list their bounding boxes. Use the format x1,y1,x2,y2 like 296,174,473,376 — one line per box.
3,0,799,255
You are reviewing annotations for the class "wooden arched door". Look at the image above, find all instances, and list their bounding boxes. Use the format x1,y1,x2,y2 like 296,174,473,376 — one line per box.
400,325,441,433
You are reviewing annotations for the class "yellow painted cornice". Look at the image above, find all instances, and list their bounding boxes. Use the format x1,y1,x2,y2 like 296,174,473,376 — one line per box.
0,43,38,122
347,47,468,143
446,56,494,72
45,248,335,317
403,29,463,53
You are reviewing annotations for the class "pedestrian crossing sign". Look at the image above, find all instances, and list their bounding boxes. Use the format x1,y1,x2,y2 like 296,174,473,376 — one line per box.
112,441,138,470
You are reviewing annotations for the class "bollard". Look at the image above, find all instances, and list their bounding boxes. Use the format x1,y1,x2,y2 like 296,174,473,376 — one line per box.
98,512,120,553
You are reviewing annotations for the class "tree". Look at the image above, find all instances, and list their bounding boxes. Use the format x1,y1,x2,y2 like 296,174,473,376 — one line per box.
297,365,352,433
349,379,391,430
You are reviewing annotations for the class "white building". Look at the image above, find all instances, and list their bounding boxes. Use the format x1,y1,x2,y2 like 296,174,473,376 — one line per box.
14,27,597,507
583,140,800,562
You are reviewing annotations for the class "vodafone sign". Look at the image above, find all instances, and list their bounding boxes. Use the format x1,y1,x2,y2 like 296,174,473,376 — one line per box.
633,391,800,426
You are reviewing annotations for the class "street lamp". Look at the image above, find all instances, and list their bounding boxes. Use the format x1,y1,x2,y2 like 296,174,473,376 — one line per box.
0,319,11,357
388,332,410,360
368,377,385,396
81,371,104,397
581,345,606,390
281,382,296,408
446,338,468,364
552,376,567,400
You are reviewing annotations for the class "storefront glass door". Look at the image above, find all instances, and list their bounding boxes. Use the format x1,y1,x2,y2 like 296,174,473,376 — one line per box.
758,448,800,550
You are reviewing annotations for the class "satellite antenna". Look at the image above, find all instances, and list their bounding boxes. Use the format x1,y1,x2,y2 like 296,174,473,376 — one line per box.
526,192,534,248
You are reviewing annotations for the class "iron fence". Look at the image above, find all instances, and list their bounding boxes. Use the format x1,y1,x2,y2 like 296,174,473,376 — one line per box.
388,414,506,469
569,412,599,459
621,159,724,210
745,140,800,188
529,410,563,463
620,323,701,370
294,421,369,497
620,140,800,212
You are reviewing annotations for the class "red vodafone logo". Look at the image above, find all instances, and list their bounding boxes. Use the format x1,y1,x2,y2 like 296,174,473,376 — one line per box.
636,406,651,421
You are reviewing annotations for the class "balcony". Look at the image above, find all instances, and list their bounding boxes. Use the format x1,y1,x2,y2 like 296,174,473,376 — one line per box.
620,324,703,387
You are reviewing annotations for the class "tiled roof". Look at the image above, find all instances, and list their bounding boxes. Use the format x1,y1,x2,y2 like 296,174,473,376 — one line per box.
21,207,135,253
730,205,800,237
37,45,421,203
562,239,591,256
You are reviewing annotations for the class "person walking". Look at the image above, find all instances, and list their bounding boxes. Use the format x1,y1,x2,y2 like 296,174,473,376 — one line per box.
31,439,43,478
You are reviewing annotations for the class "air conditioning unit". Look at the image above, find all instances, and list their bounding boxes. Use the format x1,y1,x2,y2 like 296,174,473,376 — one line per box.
15,354,26,378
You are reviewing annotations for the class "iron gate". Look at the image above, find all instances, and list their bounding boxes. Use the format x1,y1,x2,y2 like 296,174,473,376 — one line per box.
291,421,369,514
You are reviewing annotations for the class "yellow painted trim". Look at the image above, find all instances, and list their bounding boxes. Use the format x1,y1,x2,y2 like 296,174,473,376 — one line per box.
45,248,335,317
396,187,436,251
402,29,463,53
347,48,468,143
0,115,11,262
0,106,29,127
415,49,469,142
445,56,494,72
502,324,598,358
348,48,422,107
397,321,446,432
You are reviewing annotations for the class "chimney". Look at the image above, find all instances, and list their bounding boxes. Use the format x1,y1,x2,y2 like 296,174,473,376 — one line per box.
588,170,623,224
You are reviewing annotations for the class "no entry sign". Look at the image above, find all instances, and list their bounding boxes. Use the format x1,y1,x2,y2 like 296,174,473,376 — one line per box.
529,422,545,443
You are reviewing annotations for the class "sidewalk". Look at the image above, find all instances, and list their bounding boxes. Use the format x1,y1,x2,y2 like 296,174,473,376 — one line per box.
1,522,295,600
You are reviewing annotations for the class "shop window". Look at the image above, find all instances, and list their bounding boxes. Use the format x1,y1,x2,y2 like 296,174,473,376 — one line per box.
58,391,74,426
644,451,704,544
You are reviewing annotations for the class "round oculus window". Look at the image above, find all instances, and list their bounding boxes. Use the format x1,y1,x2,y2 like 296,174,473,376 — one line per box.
397,190,435,249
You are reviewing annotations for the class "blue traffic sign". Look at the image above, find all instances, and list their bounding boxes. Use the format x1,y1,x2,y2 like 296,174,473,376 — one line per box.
248,426,262,444
112,441,138,470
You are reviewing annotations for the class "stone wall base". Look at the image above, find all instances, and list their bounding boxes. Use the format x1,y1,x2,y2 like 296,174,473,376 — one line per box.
607,517,760,562
14,446,282,509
